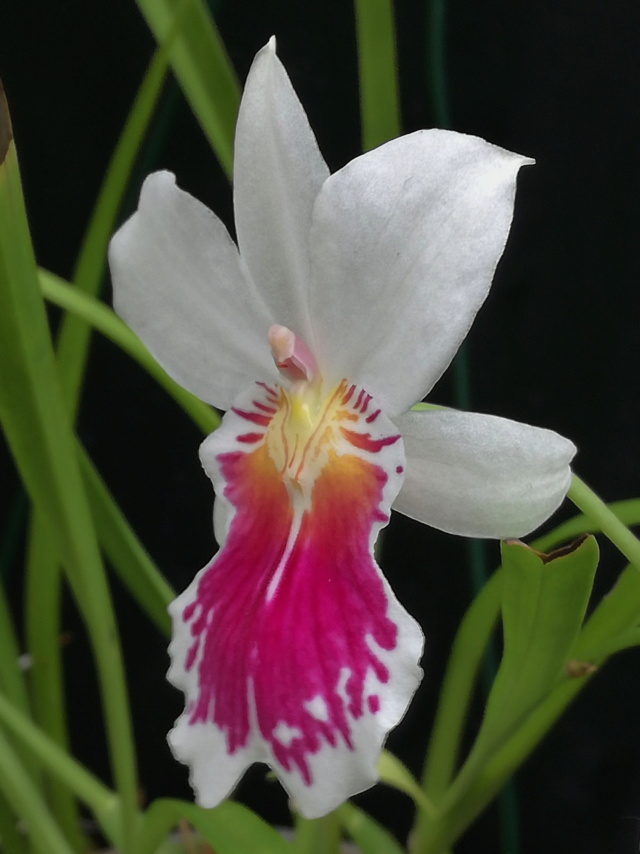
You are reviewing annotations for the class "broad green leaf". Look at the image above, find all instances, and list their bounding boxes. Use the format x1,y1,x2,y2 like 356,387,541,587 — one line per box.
136,799,293,854
412,537,600,854
353,0,401,150
335,803,405,854
134,0,240,177
574,561,640,661
414,520,631,854
476,536,598,755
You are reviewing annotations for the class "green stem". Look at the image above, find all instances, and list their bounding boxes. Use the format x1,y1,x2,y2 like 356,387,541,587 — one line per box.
412,570,502,853
0,728,76,854
0,795,27,854
533,498,640,552
353,0,401,150
0,580,31,854
413,485,640,852
0,102,137,852
568,474,640,569
78,445,174,634
413,675,585,854
0,691,116,822
134,0,240,177
24,524,84,851
21,23,184,846
427,0,451,128
293,813,341,854
413,480,640,853
415,563,640,854
56,4,178,412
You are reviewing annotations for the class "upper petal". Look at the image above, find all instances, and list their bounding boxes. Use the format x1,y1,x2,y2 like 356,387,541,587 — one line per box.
307,130,532,417
233,38,330,346
394,408,576,538
109,171,276,410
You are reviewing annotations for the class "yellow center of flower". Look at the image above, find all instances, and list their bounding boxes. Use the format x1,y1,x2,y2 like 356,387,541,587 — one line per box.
265,324,353,493
266,382,335,490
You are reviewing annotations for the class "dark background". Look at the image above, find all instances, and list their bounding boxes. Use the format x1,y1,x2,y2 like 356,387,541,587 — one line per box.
1,1,640,852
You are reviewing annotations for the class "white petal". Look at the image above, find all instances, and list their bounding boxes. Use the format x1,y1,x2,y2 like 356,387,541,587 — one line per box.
109,171,276,410
233,38,329,346
307,130,532,417
394,409,576,538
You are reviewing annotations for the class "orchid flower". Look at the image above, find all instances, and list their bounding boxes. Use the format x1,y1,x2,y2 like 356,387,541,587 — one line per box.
109,39,576,818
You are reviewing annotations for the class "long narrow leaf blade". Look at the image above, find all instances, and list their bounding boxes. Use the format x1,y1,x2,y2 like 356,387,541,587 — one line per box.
0,82,138,850
134,0,240,177
353,0,401,150
79,446,174,634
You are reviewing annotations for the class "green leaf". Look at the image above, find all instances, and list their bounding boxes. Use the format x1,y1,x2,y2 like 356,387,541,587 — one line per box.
335,803,406,854
0,728,75,854
58,19,176,416
420,570,503,803
377,751,434,816
411,537,600,854
353,0,401,150
476,536,599,757
136,799,293,854
293,813,341,854
574,560,640,661
134,0,240,177
0,87,137,851
0,795,27,854
0,690,121,846
24,523,82,847
0,579,29,713
22,31,177,843
79,445,174,635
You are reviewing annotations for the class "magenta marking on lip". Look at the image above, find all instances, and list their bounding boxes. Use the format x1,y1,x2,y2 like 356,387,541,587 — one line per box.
340,428,401,454
341,384,356,406
367,695,380,714
237,432,264,444
231,407,272,427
